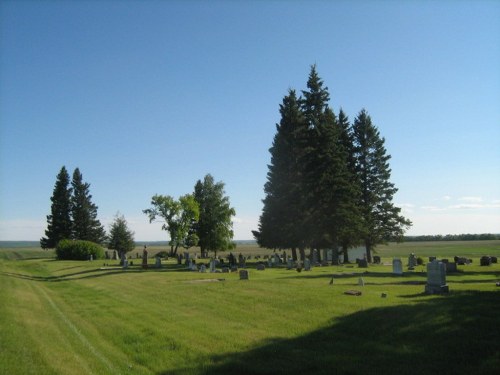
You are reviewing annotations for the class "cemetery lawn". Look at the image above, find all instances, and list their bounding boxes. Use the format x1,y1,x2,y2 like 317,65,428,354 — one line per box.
0,242,499,375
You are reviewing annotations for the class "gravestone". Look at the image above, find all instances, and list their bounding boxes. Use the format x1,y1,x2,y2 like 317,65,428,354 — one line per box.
190,263,198,271
155,257,162,268
373,256,381,264
358,259,368,268
408,253,417,269
393,258,403,275
358,277,365,286
268,258,273,268
445,262,457,273
199,264,206,273
256,263,265,271
123,259,128,269
210,259,216,273
425,260,449,294
142,246,148,269
304,258,311,271
480,256,492,266
491,256,497,263
238,253,245,268
312,250,319,265
89,254,93,261
287,258,294,270
239,269,249,280
187,258,193,270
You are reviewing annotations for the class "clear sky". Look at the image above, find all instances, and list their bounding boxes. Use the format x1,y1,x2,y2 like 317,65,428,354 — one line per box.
1,0,499,241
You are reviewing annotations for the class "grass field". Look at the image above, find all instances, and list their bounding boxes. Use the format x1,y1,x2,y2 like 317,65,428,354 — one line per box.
1,241,499,374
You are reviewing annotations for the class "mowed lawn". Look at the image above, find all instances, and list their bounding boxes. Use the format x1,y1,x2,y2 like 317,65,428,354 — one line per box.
0,242,499,375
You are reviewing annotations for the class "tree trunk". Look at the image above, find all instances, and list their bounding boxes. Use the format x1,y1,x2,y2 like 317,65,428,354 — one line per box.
299,248,306,261
291,247,297,261
342,245,349,263
365,240,372,263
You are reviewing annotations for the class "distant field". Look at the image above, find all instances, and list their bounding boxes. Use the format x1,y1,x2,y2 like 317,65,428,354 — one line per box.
0,241,499,374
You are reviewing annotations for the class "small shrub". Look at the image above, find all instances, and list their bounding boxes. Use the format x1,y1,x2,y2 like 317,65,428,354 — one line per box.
56,239,104,260
417,257,424,265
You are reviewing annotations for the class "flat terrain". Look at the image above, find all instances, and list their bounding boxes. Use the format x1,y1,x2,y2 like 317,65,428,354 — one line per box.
1,241,499,374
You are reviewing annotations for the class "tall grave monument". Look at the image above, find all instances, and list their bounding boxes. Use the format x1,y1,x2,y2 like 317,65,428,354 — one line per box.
425,260,449,294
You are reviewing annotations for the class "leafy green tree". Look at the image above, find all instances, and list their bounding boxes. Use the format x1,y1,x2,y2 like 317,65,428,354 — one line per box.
352,109,412,262
41,166,73,249
194,174,236,257
253,90,308,260
71,168,106,244
143,194,199,256
107,213,135,261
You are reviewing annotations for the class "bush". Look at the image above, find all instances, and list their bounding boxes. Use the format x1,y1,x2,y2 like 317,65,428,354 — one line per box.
417,257,424,265
56,239,104,260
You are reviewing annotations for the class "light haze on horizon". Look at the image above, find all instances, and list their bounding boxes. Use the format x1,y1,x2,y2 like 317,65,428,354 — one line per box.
1,1,499,241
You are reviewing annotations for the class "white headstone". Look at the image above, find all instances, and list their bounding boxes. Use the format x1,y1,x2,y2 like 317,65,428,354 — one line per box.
392,258,403,275
425,260,449,294
209,259,216,273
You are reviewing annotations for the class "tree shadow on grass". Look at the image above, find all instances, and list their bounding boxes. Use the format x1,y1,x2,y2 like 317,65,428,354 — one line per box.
161,291,500,375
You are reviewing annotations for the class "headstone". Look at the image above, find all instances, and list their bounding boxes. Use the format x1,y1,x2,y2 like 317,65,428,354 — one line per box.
256,263,266,271
425,260,449,294
142,246,148,269
268,258,273,268
123,259,128,269
188,258,193,270
89,254,93,261
312,250,319,265
304,258,311,271
191,263,198,271
480,256,492,266
373,256,381,264
238,253,245,268
491,256,497,264
199,264,206,273
287,258,294,270
358,259,368,268
155,257,162,268
239,269,249,280
408,253,417,269
358,277,365,286
445,262,457,273
209,259,216,273
393,258,403,275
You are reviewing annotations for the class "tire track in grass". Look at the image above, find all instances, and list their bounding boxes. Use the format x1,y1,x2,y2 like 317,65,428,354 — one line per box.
35,284,119,374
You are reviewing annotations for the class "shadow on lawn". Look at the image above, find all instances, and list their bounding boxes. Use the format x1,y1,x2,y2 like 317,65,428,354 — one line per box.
161,290,500,375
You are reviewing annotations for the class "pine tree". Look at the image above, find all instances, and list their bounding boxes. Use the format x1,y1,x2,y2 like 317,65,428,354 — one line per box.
40,166,72,249
352,109,412,262
71,168,106,244
107,213,135,260
253,90,308,260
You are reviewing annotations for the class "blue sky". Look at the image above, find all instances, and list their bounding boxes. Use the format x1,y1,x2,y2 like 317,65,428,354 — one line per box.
1,0,499,241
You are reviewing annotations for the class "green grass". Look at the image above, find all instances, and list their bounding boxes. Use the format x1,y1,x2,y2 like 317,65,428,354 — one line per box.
1,242,499,374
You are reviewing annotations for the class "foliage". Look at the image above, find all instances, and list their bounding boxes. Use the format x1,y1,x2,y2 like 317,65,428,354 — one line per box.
55,239,104,260
352,109,412,261
40,166,73,249
107,213,135,257
194,174,236,256
71,168,106,244
143,194,199,256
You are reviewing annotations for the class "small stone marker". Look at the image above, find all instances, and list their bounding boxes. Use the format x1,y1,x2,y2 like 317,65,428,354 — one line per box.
425,260,449,294
239,269,249,280
373,256,381,264
393,258,403,275
287,258,294,270
256,263,265,271
408,253,417,269
155,257,162,268
344,290,362,296
358,277,365,286
209,259,216,273
123,259,128,269
480,256,492,266
357,259,368,268
199,264,206,273
445,262,457,273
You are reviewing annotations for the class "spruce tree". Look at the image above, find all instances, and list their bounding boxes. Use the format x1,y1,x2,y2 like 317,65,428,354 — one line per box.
71,168,106,244
40,166,72,249
253,90,308,260
352,109,412,262
107,213,135,261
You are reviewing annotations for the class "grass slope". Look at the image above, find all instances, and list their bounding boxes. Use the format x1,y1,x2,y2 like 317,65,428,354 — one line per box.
0,242,499,375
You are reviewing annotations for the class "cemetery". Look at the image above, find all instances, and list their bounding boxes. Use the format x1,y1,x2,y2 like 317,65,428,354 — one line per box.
0,241,499,374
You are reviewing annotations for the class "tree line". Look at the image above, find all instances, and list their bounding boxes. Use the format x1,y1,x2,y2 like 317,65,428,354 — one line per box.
41,167,235,259
253,66,411,263
404,234,500,242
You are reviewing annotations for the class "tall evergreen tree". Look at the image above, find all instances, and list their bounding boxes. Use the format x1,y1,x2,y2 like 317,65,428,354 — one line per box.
253,90,308,260
352,109,412,262
337,109,365,262
194,174,235,257
107,213,135,260
40,166,72,249
71,168,106,244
